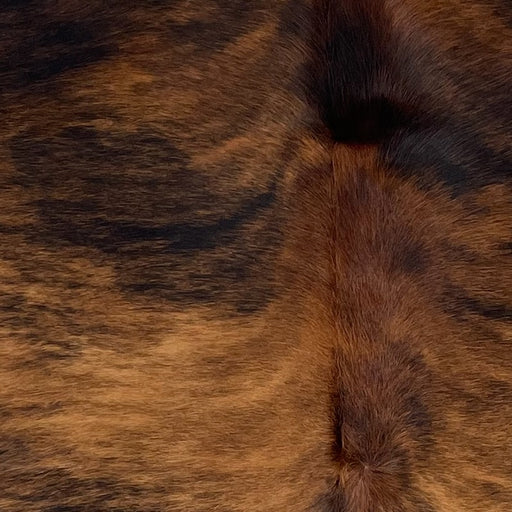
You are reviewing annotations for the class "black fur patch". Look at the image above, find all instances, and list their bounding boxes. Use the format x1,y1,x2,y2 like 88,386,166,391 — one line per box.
385,123,512,196
9,126,281,312
306,0,419,144
1,21,115,90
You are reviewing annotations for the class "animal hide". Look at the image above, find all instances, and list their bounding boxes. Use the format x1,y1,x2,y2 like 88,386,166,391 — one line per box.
1,1,511,510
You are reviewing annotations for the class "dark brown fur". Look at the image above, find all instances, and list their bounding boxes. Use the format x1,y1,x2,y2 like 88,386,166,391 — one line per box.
1,1,511,511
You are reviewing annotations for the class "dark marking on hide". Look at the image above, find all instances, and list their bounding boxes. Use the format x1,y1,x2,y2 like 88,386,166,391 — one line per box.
11,126,230,224
311,485,346,512
478,481,512,501
32,186,275,255
277,0,309,37
0,433,168,510
167,0,265,53
327,341,434,510
3,468,148,511
384,122,512,196
306,0,420,144
1,0,37,8
499,242,512,255
492,2,512,27
390,234,429,275
443,286,512,322
9,126,280,312
1,21,115,90
463,297,512,321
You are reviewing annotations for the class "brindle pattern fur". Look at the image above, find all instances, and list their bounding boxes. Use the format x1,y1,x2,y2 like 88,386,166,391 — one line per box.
1,1,511,511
